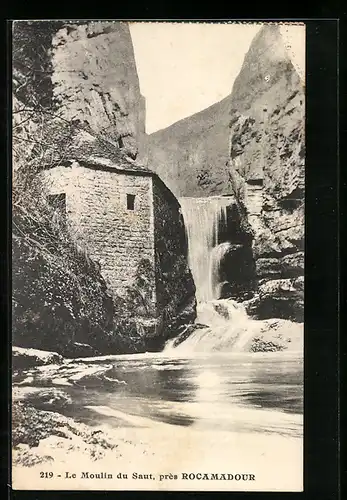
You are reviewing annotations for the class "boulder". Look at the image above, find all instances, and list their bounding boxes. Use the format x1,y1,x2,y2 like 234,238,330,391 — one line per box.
12,347,64,370
249,318,303,352
256,252,304,279
19,388,72,410
244,278,304,322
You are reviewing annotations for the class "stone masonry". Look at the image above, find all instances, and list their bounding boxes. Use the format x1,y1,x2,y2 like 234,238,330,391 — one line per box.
41,155,196,337
42,160,156,303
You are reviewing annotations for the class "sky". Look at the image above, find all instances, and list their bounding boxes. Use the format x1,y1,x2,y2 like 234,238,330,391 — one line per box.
129,22,305,134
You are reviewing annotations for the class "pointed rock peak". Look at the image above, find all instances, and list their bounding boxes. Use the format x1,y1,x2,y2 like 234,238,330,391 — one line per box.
230,23,303,115
246,24,288,62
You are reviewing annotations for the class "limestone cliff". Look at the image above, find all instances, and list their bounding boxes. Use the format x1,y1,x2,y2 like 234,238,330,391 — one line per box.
140,96,232,197
13,20,145,160
227,25,304,321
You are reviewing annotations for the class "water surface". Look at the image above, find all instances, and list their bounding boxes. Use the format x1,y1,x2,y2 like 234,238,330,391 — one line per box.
48,351,304,438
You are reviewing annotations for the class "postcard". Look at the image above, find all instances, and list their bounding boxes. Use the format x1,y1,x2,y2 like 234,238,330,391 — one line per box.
11,20,305,491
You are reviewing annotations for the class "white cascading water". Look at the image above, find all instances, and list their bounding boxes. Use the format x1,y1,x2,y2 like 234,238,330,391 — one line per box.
164,299,303,354
179,196,233,303
165,196,303,354
164,299,255,354
163,196,254,354
209,241,233,301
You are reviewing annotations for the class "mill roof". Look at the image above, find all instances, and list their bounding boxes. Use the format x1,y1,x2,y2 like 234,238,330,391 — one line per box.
39,127,179,205
39,128,152,175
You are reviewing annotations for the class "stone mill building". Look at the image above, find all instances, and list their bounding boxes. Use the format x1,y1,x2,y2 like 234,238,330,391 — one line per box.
41,132,196,337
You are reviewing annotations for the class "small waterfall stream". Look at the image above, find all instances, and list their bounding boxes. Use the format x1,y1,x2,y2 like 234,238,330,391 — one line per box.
167,196,303,354
164,299,257,354
179,196,233,303
164,298,303,354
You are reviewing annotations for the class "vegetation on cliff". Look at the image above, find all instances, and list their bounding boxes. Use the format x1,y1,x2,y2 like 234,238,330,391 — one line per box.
12,23,144,355
12,21,196,356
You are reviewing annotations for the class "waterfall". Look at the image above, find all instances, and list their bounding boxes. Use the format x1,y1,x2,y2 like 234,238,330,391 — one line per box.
164,299,255,354
165,196,303,355
209,241,232,301
165,197,303,355
179,196,233,303
163,299,304,355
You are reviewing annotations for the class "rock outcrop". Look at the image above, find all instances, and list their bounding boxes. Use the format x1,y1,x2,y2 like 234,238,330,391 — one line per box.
13,20,145,160
12,347,64,370
227,25,304,321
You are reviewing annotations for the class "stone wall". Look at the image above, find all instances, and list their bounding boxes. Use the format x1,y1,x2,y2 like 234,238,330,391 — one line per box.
152,178,197,338
41,162,156,304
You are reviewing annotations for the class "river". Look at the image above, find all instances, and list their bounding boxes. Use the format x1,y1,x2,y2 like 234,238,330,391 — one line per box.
13,349,303,491
13,297,303,491
14,349,303,438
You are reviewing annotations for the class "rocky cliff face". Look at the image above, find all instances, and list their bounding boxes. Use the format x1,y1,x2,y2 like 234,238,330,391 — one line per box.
227,25,304,321
13,21,145,160
51,21,145,159
140,95,234,197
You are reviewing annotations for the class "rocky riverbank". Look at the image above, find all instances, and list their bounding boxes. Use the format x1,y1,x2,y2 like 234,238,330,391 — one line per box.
12,394,152,469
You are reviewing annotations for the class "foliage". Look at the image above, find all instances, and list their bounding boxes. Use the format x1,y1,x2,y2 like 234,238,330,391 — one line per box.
12,21,63,110
11,23,136,356
12,201,117,355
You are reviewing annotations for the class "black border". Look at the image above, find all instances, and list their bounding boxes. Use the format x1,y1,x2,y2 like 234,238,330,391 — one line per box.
3,17,340,500
304,19,339,498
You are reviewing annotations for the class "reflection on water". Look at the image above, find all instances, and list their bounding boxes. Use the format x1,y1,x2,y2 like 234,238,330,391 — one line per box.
48,352,303,438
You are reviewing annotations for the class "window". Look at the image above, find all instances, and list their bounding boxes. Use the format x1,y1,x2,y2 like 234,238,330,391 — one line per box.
127,194,135,211
247,178,263,187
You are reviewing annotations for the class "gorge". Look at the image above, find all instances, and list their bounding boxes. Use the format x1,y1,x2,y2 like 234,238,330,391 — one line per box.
12,22,304,489
12,21,304,356
143,22,305,328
